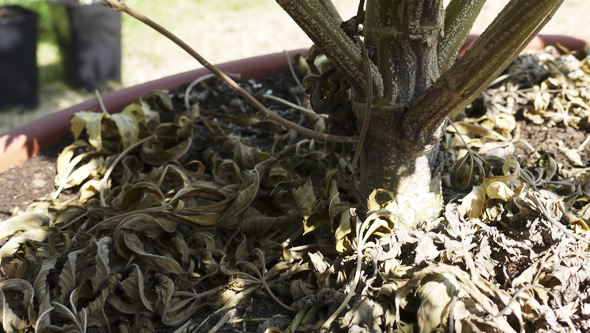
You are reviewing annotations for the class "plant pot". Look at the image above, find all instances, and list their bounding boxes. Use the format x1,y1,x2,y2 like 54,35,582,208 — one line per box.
1,35,589,173
48,0,121,91
0,5,39,109
0,49,307,172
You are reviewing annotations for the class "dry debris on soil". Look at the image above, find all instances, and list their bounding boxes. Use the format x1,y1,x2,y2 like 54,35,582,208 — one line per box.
2,46,590,332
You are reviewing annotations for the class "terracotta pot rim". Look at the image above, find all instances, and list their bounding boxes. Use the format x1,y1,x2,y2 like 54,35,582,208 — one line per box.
1,34,589,173
0,49,308,172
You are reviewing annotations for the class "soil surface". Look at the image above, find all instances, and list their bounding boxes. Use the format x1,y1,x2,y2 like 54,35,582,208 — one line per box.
2,116,587,222
513,119,590,168
0,137,71,220
1,62,590,332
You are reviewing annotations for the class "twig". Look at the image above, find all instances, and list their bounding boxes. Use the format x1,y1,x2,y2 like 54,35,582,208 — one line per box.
352,36,372,167
285,50,305,92
578,133,590,152
102,309,112,333
287,306,309,333
101,0,356,144
209,309,237,333
95,90,108,114
262,94,322,118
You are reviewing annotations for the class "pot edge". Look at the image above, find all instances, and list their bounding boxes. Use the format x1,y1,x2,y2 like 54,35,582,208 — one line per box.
2,34,589,173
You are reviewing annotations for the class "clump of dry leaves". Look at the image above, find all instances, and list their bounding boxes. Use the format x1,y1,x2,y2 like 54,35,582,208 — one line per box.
2,46,590,332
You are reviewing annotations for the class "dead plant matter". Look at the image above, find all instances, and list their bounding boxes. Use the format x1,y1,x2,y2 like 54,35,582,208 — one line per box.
1,46,590,332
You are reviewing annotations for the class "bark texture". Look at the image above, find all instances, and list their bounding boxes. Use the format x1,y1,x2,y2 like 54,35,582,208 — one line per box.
278,0,565,226
355,0,445,224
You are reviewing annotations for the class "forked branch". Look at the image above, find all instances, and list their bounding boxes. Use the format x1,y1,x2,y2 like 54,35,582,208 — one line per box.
277,0,383,98
101,0,356,144
402,0,564,150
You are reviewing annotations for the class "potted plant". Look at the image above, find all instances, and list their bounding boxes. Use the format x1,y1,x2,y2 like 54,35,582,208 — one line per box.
1,0,590,331
0,4,38,109
4,34,590,173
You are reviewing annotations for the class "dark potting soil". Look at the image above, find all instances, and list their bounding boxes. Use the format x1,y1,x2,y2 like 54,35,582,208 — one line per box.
1,76,589,221
0,135,74,220
1,68,590,332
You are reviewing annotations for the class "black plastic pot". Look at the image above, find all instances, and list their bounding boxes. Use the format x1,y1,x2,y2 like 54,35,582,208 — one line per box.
49,0,121,91
0,5,39,109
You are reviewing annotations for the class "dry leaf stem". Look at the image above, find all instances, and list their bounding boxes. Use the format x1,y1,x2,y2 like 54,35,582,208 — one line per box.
101,0,357,144
352,36,372,168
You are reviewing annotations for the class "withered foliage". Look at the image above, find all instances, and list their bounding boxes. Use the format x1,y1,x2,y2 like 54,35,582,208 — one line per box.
2,47,590,332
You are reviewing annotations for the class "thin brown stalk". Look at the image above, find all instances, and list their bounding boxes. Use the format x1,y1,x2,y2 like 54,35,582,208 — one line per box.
101,0,356,144
352,36,372,167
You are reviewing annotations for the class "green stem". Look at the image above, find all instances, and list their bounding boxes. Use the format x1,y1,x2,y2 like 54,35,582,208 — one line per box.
438,0,486,71
277,0,383,98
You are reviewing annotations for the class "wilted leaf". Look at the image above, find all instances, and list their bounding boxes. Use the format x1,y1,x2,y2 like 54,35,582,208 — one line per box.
293,178,317,233
0,213,49,240
71,111,104,150
486,181,515,200
453,150,488,190
120,232,186,274
416,273,458,332
56,250,80,304
0,228,52,259
141,137,192,166
91,237,111,290
328,180,352,253
33,257,57,332
110,113,139,150
558,140,585,167
51,301,87,333
459,185,486,219
0,279,35,333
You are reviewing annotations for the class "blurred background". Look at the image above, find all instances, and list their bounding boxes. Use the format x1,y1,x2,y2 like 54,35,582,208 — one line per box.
0,0,588,134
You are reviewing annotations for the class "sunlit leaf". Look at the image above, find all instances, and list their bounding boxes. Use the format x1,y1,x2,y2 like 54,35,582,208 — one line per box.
110,113,139,150
0,228,52,259
486,181,515,200
459,184,486,219
416,273,458,332
71,111,104,150
0,212,49,240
